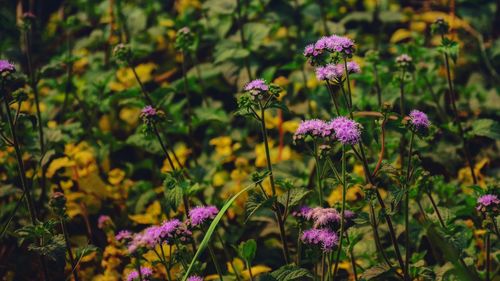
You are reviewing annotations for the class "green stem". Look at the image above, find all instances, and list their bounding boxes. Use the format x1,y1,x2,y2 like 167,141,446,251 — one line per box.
247,261,255,281
332,145,347,278
258,103,290,264
486,231,491,281
343,57,353,108
208,243,225,281
216,232,242,281
135,254,143,281
373,64,382,108
160,245,173,281
399,68,406,115
404,132,415,281
347,232,359,281
426,191,445,228
313,140,323,206
441,35,477,185
60,219,79,281
325,82,340,116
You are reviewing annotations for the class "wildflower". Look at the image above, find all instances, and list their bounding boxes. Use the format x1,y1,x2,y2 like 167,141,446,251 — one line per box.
409,110,430,130
315,64,342,81
0,60,15,74
244,78,269,100
98,215,112,229
346,61,361,74
187,276,204,281
292,206,312,220
301,228,339,251
304,207,341,228
396,54,412,68
303,44,315,57
140,105,157,119
113,43,132,64
116,230,133,242
127,219,188,253
293,119,332,140
178,26,191,35
127,267,153,281
189,205,219,227
329,117,362,145
332,36,355,55
476,194,499,212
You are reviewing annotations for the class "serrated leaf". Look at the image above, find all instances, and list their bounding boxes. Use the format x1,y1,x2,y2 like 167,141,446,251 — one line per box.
468,119,500,140
269,264,313,281
277,187,311,208
361,264,395,280
245,193,275,222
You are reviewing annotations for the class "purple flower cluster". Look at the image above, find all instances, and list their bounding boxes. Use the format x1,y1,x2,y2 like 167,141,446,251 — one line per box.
187,276,204,281
315,62,361,81
293,119,333,140
98,215,111,229
0,60,15,73
140,105,158,119
409,110,430,130
329,117,362,145
396,54,412,67
303,207,341,228
304,35,355,58
116,230,133,242
127,267,153,281
189,205,219,227
301,228,339,251
477,194,499,212
127,219,191,253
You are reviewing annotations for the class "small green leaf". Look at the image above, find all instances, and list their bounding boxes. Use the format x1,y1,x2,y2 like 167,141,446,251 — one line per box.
468,119,500,140
238,239,257,263
269,264,313,281
277,187,311,208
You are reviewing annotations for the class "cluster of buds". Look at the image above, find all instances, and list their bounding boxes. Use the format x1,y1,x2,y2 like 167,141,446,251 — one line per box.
237,79,282,118
49,192,67,218
113,43,132,65
175,27,195,52
140,105,165,133
431,18,450,36
395,54,413,69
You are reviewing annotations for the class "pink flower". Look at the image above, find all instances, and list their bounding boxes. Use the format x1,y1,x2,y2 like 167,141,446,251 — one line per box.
409,110,430,129
187,276,204,281
301,228,339,251
98,215,111,229
116,230,133,242
477,194,499,211
304,207,341,228
294,119,333,140
189,205,219,227
0,60,15,73
127,267,153,281
329,117,362,145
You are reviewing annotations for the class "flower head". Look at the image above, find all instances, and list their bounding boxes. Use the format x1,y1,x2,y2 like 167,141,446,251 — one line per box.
140,105,157,119
116,230,133,242
304,207,341,228
0,60,15,74
332,36,355,55
187,276,204,281
98,215,112,229
396,54,412,68
329,117,362,145
477,194,499,212
189,205,219,227
292,206,312,220
294,119,332,140
315,64,343,81
301,228,339,251
303,44,315,57
127,219,188,253
244,79,270,100
346,61,361,74
409,110,430,130
127,267,153,281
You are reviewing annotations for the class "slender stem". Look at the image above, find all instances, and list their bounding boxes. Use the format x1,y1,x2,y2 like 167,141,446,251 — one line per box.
372,118,387,177
399,69,406,115
313,140,323,205
247,261,254,281
344,57,353,108
216,232,242,281
236,0,252,79
368,201,392,268
208,243,224,281
373,64,382,108
61,219,79,281
441,35,477,184
404,132,415,281
347,232,359,281
486,231,490,281
135,254,143,281
130,64,154,105
332,145,347,278
258,103,290,263
426,192,445,228
160,245,173,281
325,82,340,116
321,253,325,281
296,225,302,266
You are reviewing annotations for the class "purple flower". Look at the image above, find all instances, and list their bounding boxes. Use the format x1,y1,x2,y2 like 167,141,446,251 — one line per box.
292,205,312,219
244,79,269,93
116,230,133,242
315,64,343,81
346,61,361,74
127,219,189,253
98,215,111,229
127,267,153,281
294,119,333,140
187,276,204,281
477,194,499,211
301,228,339,251
329,117,362,145
396,54,412,67
0,60,15,73
140,105,157,119
409,110,430,130
304,207,341,228
189,205,219,227
303,44,315,57
332,36,355,55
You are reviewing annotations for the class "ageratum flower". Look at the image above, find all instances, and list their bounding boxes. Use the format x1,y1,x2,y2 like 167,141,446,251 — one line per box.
304,207,341,228
396,54,412,68
301,228,339,252
292,206,312,220
331,36,355,55
345,61,361,74
476,194,499,212
98,215,112,229
127,267,153,281
329,117,362,145
127,219,189,253
140,105,157,119
115,230,133,242
187,276,204,281
409,110,430,130
0,60,15,74
293,119,332,140
315,64,343,81
189,205,219,227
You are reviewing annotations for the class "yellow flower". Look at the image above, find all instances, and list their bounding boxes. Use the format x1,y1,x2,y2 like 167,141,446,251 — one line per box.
108,169,126,185
458,157,489,189
129,200,163,224
119,107,141,126
210,136,239,162
175,0,201,14
161,143,191,173
213,171,229,187
46,157,75,178
109,63,157,92
327,184,364,205
254,140,294,167
223,258,271,280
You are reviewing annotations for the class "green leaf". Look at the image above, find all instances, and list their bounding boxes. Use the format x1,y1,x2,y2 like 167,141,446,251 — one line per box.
269,264,313,281
361,264,396,280
238,239,257,263
468,119,500,140
243,23,271,51
277,187,311,208
245,192,275,222
181,179,261,281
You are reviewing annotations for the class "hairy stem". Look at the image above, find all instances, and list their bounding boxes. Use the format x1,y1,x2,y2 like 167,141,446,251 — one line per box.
332,145,347,278
404,132,415,281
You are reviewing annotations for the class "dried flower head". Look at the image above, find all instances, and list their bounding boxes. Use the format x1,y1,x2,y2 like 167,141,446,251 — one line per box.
329,117,362,145
189,205,219,227
113,44,132,64
301,228,339,252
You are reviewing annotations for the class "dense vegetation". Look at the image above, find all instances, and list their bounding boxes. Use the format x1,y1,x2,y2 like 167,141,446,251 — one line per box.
0,0,499,280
